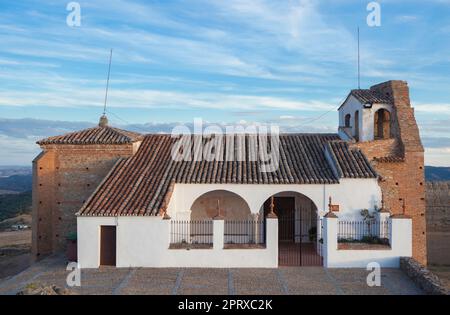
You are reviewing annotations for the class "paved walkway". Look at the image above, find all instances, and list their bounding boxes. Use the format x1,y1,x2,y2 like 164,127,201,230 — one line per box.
0,255,423,295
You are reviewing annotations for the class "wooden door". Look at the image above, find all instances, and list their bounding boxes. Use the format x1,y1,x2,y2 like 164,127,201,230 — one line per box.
100,226,116,266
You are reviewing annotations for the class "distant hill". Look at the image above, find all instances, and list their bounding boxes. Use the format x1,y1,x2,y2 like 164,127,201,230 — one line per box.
0,174,32,192
425,166,450,182
0,191,32,221
0,166,31,177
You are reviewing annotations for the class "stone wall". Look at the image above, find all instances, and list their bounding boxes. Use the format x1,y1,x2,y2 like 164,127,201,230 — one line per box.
426,181,450,265
400,257,448,295
32,143,138,260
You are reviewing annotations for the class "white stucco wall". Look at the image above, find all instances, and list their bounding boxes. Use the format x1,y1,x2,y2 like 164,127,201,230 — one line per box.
338,95,393,142
77,216,278,269
323,217,412,268
166,179,382,220
77,216,117,268
339,95,365,140
77,178,386,269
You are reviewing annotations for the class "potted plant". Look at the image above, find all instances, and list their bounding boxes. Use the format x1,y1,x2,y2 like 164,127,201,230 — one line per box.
66,232,77,262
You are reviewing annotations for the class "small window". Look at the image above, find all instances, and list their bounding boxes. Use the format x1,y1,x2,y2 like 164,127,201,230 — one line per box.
344,114,351,127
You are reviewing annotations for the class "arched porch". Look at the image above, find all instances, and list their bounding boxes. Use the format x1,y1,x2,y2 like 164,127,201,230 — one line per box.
262,191,323,266
190,189,252,220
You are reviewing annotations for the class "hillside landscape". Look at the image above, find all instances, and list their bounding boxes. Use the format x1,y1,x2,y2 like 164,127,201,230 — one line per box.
0,167,32,227
425,166,450,181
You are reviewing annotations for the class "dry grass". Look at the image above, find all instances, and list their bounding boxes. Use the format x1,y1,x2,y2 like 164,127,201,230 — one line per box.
0,230,31,247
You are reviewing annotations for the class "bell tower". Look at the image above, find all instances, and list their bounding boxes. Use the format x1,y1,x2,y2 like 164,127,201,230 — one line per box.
339,80,427,265
338,87,395,143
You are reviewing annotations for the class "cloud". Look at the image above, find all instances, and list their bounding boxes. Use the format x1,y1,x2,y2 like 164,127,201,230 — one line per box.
422,137,450,148
425,147,450,167
0,86,335,111
414,103,450,115
279,115,296,120
394,15,419,23
0,135,41,166
0,117,335,165
0,0,449,167
0,118,93,139
1,116,449,166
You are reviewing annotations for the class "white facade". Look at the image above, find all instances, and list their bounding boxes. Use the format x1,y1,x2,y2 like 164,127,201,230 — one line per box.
78,216,278,269
166,179,382,220
75,178,417,269
323,216,412,268
77,211,413,269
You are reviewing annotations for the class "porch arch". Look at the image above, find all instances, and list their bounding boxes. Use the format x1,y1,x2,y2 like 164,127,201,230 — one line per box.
255,189,320,216
190,190,251,220
261,191,323,266
260,191,318,224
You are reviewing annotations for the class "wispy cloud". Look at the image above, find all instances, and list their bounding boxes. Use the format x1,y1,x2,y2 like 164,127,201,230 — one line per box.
394,15,419,23
0,87,335,111
0,0,449,166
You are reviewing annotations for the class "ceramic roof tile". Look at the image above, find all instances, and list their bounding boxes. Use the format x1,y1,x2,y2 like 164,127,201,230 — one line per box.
78,133,377,217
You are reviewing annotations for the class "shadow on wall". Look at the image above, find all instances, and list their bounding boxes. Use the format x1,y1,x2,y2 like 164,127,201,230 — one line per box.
190,190,252,220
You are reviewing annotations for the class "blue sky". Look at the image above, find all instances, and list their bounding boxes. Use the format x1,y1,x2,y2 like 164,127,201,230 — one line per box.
0,0,449,166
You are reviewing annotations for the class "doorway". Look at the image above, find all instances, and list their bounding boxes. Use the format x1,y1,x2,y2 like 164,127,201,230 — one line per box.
264,194,323,266
100,226,116,266
265,197,295,241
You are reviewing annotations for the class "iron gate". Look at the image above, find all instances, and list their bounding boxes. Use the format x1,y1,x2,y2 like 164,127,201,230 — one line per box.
278,213,323,266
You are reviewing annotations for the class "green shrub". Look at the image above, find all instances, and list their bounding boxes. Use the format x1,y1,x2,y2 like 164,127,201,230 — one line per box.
66,232,77,241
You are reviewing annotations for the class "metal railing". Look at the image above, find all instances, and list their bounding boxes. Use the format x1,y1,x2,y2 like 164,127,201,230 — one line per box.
170,220,213,245
317,218,323,257
338,219,390,244
224,219,265,245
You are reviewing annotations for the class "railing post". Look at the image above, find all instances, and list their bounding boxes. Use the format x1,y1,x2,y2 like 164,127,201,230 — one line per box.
265,213,278,267
162,213,171,248
376,210,390,239
323,212,338,268
213,215,224,250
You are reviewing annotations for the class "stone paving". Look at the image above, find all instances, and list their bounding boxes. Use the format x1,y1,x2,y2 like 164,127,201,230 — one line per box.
0,255,424,295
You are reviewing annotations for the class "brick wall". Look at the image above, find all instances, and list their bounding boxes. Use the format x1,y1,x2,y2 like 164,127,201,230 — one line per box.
426,181,450,265
32,143,138,260
352,81,427,265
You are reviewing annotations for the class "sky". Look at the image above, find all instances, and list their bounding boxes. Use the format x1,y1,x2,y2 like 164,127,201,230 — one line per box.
0,0,449,166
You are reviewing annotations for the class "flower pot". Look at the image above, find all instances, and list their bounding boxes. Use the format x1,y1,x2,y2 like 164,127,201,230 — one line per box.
66,239,77,262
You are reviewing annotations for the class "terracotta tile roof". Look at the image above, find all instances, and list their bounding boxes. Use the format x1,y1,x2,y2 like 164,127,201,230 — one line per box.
77,133,377,217
350,89,393,105
326,141,378,178
37,126,143,145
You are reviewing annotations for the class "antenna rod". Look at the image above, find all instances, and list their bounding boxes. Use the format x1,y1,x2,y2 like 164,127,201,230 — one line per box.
357,27,360,89
103,49,113,116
